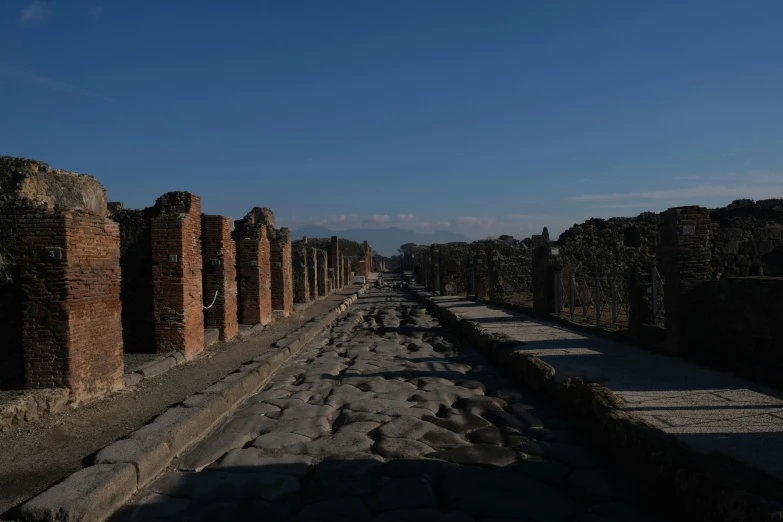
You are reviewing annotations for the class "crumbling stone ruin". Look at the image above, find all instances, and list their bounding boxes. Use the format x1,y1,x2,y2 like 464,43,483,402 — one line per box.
0,156,376,406
298,236,375,284
0,157,123,399
412,199,783,387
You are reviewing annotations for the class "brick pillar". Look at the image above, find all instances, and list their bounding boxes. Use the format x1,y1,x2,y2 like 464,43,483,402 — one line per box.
307,247,318,300
318,250,328,296
237,225,272,326
151,192,204,358
338,256,344,288
330,236,340,288
201,215,238,341
474,250,489,299
292,245,309,304
270,228,293,316
18,207,124,400
659,206,712,353
343,258,352,286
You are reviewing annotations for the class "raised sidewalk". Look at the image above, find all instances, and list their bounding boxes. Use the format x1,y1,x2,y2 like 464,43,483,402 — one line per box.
406,275,783,522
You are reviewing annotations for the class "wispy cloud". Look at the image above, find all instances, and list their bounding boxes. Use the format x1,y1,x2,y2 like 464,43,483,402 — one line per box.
278,212,577,241
596,202,656,209
89,4,104,17
571,172,783,203
0,65,114,102
20,1,51,24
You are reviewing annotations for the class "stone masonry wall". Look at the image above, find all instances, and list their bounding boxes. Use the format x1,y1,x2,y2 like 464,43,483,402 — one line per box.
317,250,328,296
151,192,204,358
270,228,293,316
473,250,489,299
307,247,318,300
680,277,783,386
556,213,661,276
292,244,309,304
709,199,783,278
17,207,124,400
201,215,238,341
439,243,471,295
330,236,340,289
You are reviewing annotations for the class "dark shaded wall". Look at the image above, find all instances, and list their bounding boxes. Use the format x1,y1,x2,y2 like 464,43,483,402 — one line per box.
681,277,783,386
109,206,159,353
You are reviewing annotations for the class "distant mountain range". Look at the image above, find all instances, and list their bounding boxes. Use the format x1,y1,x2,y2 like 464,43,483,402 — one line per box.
289,226,472,257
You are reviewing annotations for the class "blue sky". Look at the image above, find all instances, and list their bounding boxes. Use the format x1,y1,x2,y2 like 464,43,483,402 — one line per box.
2,1,782,240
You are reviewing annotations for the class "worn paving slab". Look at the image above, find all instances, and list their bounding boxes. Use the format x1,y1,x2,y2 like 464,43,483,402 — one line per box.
112,277,670,522
426,292,783,482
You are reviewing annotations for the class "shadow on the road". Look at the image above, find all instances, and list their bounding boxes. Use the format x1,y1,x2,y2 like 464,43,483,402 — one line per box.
109,455,678,522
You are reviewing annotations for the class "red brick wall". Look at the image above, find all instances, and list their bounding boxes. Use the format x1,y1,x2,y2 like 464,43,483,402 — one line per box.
151,192,204,358
270,228,293,316
237,225,272,325
17,207,124,400
201,215,238,341
307,247,318,300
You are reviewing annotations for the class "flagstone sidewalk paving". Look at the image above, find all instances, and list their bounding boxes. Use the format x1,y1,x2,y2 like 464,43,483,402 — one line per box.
426,293,783,481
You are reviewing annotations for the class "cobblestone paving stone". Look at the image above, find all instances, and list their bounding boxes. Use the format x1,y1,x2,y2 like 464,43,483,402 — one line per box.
112,279,672,522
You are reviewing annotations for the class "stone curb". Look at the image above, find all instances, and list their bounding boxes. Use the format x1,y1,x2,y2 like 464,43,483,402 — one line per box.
404,279,783,522
120,288,365,390
18,283,372,522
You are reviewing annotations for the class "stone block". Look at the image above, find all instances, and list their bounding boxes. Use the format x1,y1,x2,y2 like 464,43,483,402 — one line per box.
129,405,220,458
138,357,176,379
204,328,220,348
123,373,143,388
94,438,171,488
19,463,137,522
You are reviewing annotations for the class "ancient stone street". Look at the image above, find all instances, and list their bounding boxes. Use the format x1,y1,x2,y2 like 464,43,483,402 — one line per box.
112,278,669,522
